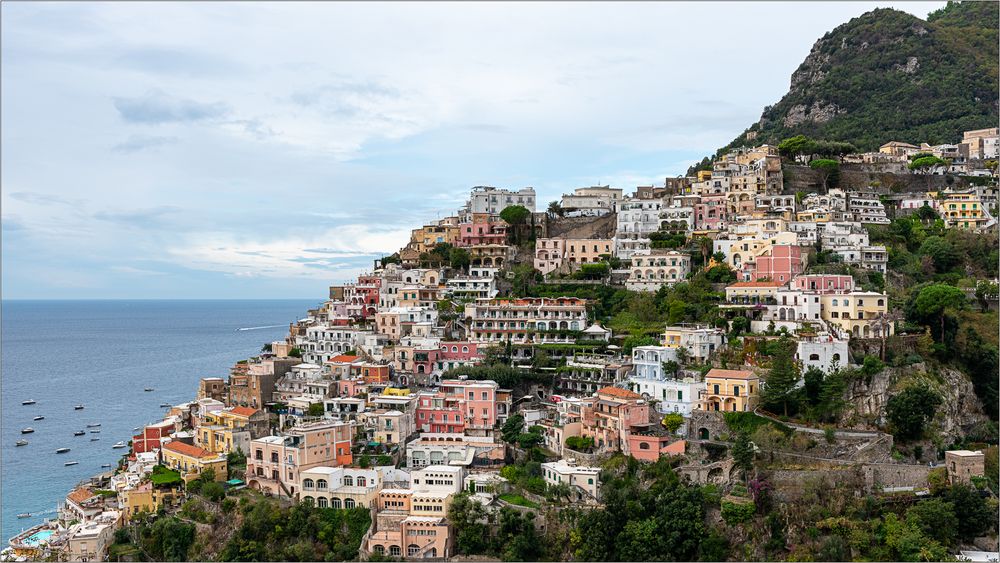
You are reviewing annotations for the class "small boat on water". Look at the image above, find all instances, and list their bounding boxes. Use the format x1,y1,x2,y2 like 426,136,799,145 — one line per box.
90,429,100,434
74,405,84,410
16,439,28,447
144,388,154,392
73,431,85,437
21,399,36,405
17,513,30,519
159,403,172,408
21,428,34,434
33,416,45,421
64,461,79,466
55,448,70,454
86,423,101,428
112,441,127,449
102,464,112,469
90,438,100,442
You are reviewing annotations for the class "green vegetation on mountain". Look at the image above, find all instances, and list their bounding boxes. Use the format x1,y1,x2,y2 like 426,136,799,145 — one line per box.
712,1,998,162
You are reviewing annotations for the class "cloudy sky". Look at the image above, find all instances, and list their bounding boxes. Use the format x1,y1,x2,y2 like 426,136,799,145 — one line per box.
2,1,943,299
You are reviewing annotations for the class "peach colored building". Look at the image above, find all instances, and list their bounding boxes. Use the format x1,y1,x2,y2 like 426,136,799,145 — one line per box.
246,420,353,498
534,238,613,275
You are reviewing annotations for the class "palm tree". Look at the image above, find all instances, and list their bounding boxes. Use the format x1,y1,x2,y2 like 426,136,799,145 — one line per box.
547,201,564,218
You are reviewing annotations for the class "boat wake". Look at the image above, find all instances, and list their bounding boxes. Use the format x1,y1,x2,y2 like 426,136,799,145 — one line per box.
235,324,285,331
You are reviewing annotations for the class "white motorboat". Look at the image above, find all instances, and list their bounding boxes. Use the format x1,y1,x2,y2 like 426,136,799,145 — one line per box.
21,428,34,434
21,399,36,406
74,405,84,410
64,461,79,466
55,448,70,454
16,439,28,447
86,423,101,428
33,416,45,421
112,441,127,449
73,431,85,436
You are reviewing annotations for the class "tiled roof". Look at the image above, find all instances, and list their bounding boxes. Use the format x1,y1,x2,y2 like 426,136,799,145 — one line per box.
727,281,785,288
229,406,259,418
596,387,642,399
68,487,96,505
706,368,757,380
328,355,360,363
163,440,215,459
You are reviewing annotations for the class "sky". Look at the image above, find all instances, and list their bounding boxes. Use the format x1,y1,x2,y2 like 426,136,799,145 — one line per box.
2,1,945,299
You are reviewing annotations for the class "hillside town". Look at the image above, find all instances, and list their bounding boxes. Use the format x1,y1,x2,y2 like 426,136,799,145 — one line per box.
6,127,999,563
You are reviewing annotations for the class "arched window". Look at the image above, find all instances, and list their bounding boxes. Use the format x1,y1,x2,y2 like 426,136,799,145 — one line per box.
462,346,468,353
303,496,314,504
832,353,841,362
303,478,314,489
345,498,356,508
317,497,328,508
356,476,367,487
373,545,385,555
408,545,420,557
639,442,650,450
316,479,328,490
343,476,353,486
389,546,401,557
452,346,458,352
331,498,342,509
809,353,820,361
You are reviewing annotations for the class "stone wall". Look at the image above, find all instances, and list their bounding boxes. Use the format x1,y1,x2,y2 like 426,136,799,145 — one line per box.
782,164,969,195
545,213,617,239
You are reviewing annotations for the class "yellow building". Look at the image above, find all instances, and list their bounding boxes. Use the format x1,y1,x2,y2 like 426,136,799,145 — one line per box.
121,482,183,522
696,170,712,182
161,441,228,482
382,387,411,397
701,368,759,412
796,208,832,222
820,291,892,339
408,222,460,254
724,281,784,304
935,190,991,230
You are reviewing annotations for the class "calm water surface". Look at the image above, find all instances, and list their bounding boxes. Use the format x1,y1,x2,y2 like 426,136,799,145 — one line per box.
1,299,315,541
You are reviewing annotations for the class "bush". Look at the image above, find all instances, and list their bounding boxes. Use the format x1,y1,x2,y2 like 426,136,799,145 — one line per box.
721,500,756,525
202,481,225,502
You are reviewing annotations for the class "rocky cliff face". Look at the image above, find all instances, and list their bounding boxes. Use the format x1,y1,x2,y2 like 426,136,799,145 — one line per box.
840,363,991,444
722,1,999,152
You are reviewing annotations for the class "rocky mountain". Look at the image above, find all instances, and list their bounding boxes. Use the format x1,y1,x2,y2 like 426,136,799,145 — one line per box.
720,1,998,155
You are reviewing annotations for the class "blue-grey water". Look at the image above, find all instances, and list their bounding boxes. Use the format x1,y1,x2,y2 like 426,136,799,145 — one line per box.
1,299,315,542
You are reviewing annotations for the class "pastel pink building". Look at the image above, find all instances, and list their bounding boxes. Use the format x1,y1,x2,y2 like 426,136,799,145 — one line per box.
743,245,805,283
436,342,481,370
626,434,686,462
792,274,855,294
415,379,498,433
246,420,353,498
345,275,381,319
456,213,507,247
694,193,728,231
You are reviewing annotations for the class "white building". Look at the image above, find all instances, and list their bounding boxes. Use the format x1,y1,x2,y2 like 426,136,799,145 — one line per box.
631,346,678,380
614,197,664,259
629,377,701,415
796,334,850,372
663,325,726,362
541,459,600,499
410,465,465,494
560,186,621,217
465,186,536,215
445,267,499,300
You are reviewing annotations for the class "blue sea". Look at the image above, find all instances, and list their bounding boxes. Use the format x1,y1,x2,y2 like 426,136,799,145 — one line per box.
1,299,316,541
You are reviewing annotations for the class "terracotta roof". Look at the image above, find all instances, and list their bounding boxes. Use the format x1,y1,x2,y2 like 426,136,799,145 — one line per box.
327,354,360,364
596,387,642,400
706,368,757,380
229,406,259,418
727,281,784,288
67,487,96,505
163,440,215,459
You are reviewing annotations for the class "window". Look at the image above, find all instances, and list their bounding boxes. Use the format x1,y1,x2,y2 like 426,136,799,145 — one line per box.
639,442,650,450
317,479,328,490
317,497,328,508
331,498,342,509
343,476,353,486
713,384,720,394
357,476,367,487
303,478,314,489
345,498,356,508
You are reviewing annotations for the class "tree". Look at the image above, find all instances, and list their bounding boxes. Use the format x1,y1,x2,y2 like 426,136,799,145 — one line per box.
906,283,966,342
662,413,684,434
803,367,825,406
448,493,492,555
761,337,799,416
906,498,958,546
809,158,840,192
288,347,303,358
501,414,524,444
201,481,225,502
974,279,998,310
944,484,995,540
729,316,750,336
909,155,948,172
307,403,324,417
547,201,564,217
731,432,754,481
918,236,959,273
778,135,816,162
500,205,531,244
886,384,941,441
693,236,713,267
449,247,471,271
662,360,680,378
